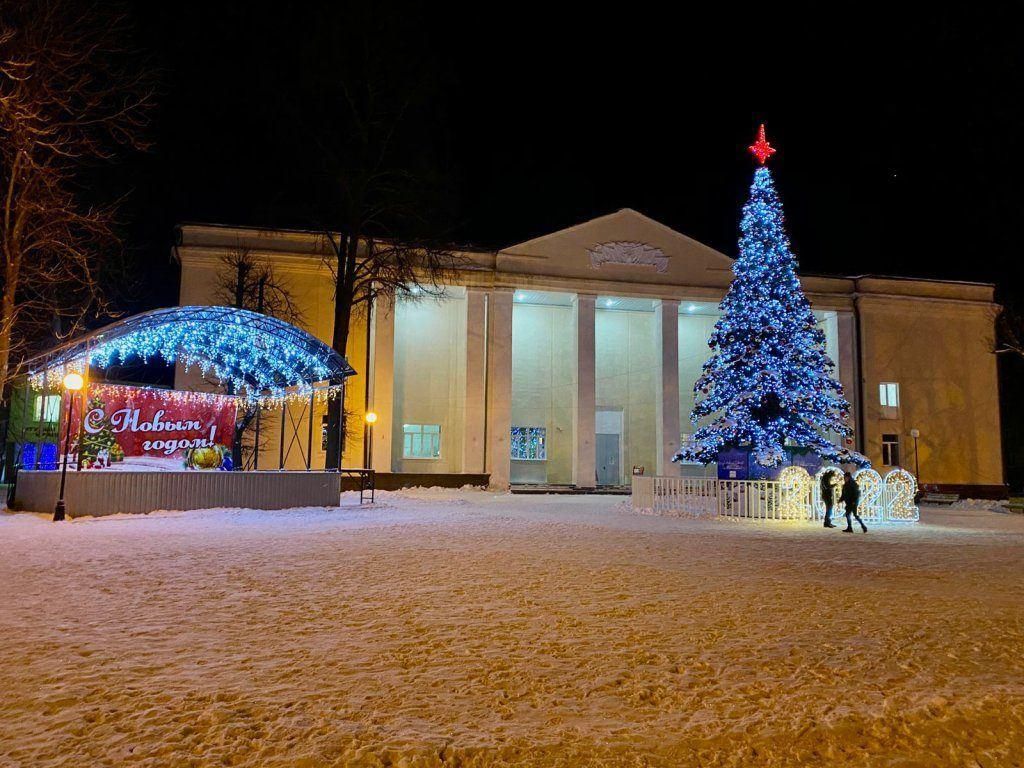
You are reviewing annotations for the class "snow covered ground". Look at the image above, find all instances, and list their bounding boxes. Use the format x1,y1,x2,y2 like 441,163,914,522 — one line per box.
1,491,1022,767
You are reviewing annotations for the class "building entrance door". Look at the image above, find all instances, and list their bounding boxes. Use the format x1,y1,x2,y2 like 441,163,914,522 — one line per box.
595,408,623,486
596,433,621,485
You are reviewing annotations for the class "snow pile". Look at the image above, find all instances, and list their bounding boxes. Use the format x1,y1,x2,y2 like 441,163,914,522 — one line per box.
948,497,1010,513
1,492,1023,766
339,485,491,509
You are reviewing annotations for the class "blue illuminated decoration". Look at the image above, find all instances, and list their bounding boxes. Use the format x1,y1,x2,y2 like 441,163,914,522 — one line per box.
38,442,58,470
675,128,867,469
27,307,355,404
20,443,36,470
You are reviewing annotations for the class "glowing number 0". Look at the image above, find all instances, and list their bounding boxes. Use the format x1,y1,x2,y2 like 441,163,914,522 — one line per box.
813,466,843,520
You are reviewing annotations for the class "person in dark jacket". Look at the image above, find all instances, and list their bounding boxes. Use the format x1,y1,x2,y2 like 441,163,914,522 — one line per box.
820,469,838,528
840,471,867,533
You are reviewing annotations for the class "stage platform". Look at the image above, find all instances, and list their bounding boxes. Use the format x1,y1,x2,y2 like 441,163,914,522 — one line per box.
11,470,342,518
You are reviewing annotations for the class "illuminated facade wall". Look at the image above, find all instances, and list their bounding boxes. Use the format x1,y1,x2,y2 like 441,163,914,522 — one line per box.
391,293,467,474
510,300,575,484
594,306,657,482
175,211,1004,490
857,285,1002,486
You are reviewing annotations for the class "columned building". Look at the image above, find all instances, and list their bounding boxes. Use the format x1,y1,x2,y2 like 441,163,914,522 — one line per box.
175,209,1004,493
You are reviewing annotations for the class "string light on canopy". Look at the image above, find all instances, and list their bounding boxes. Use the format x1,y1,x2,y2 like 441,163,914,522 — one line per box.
675,125,868,468
26,306,355,405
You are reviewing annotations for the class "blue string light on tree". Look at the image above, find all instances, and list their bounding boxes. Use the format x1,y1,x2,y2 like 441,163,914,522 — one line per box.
674,125,868,469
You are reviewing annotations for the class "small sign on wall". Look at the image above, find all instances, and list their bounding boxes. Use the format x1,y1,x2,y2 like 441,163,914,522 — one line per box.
632,465,645,476
717,447,749,480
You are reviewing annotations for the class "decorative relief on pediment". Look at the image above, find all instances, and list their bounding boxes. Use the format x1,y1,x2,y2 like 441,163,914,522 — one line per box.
588,241,669,273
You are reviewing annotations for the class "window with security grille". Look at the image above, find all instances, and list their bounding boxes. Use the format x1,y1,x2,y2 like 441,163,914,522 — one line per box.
511,426,546,460
882,433,900,466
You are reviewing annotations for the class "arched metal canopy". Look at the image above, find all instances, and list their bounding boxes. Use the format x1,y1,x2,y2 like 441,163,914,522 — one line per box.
26,306,355,401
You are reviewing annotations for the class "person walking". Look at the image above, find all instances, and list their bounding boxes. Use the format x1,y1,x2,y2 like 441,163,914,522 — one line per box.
841,471,867,533
821,469,838,528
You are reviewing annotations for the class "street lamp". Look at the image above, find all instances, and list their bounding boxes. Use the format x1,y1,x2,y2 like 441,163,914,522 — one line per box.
364,411,378,469
909,428,921,482
53,372,84,522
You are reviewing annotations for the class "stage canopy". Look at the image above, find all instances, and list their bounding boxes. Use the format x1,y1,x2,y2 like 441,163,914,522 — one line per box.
25,306,355,402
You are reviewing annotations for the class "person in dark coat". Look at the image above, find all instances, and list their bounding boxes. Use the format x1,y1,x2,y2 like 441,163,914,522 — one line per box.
820,469,838,528
840,471,867,533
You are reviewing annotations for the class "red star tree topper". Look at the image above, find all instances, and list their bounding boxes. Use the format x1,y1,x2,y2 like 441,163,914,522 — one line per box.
749,124,776,165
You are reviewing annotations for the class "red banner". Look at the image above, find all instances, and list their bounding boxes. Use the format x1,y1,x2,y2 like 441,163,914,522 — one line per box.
71,384,237,471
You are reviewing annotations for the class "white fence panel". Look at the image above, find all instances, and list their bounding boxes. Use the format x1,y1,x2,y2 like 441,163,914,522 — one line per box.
632,473,918,523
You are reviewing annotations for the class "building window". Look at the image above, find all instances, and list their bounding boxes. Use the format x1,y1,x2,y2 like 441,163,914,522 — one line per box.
879,382,900,408
881,433,900,466
511,426,546,460
33,394,61,423
403,423,441,459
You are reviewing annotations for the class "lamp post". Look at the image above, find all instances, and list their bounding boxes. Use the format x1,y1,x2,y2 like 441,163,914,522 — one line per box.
363,411,377,469
909,428,921,482
53,372,84,522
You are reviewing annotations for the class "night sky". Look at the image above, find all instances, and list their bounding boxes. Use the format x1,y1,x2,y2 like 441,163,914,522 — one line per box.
119,3,1024,306
54,2,1024,484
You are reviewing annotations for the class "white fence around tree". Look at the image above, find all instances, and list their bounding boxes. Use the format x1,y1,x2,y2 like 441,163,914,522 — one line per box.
631,466,919,523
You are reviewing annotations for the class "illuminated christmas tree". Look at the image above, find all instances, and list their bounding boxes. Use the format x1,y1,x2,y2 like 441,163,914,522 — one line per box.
78,395,118,466
676,125,867,468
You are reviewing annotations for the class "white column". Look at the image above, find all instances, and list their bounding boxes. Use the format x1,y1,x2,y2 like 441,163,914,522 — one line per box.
369,294,395,472
463,289,487,474
573,294,596,489
485,289,513,489
655,299,681,475
837,310,861,452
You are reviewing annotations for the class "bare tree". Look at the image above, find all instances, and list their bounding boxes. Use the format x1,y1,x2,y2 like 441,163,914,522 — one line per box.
320,241,463,469
213,246,303,470
214,246,303,326
296,6,465,469
998,307,1024,358
0,0,153,395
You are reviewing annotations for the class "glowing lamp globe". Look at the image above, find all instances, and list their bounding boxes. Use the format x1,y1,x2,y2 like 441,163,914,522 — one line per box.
62,372,84,391
365,411,378,425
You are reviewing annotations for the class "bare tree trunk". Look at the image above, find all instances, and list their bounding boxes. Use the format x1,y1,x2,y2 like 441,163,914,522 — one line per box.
0,291,17,396
324,232,357,469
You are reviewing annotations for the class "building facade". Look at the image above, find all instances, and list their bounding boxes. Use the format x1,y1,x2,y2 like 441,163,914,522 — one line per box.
175,209,1004,493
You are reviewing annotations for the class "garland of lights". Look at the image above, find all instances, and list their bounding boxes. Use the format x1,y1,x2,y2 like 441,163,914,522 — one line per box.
27,307,351,405
30,372,345,407
87,383,239,407
673,126,867,469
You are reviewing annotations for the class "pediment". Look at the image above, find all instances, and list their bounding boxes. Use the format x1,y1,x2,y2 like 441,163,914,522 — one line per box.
497,208,733,286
